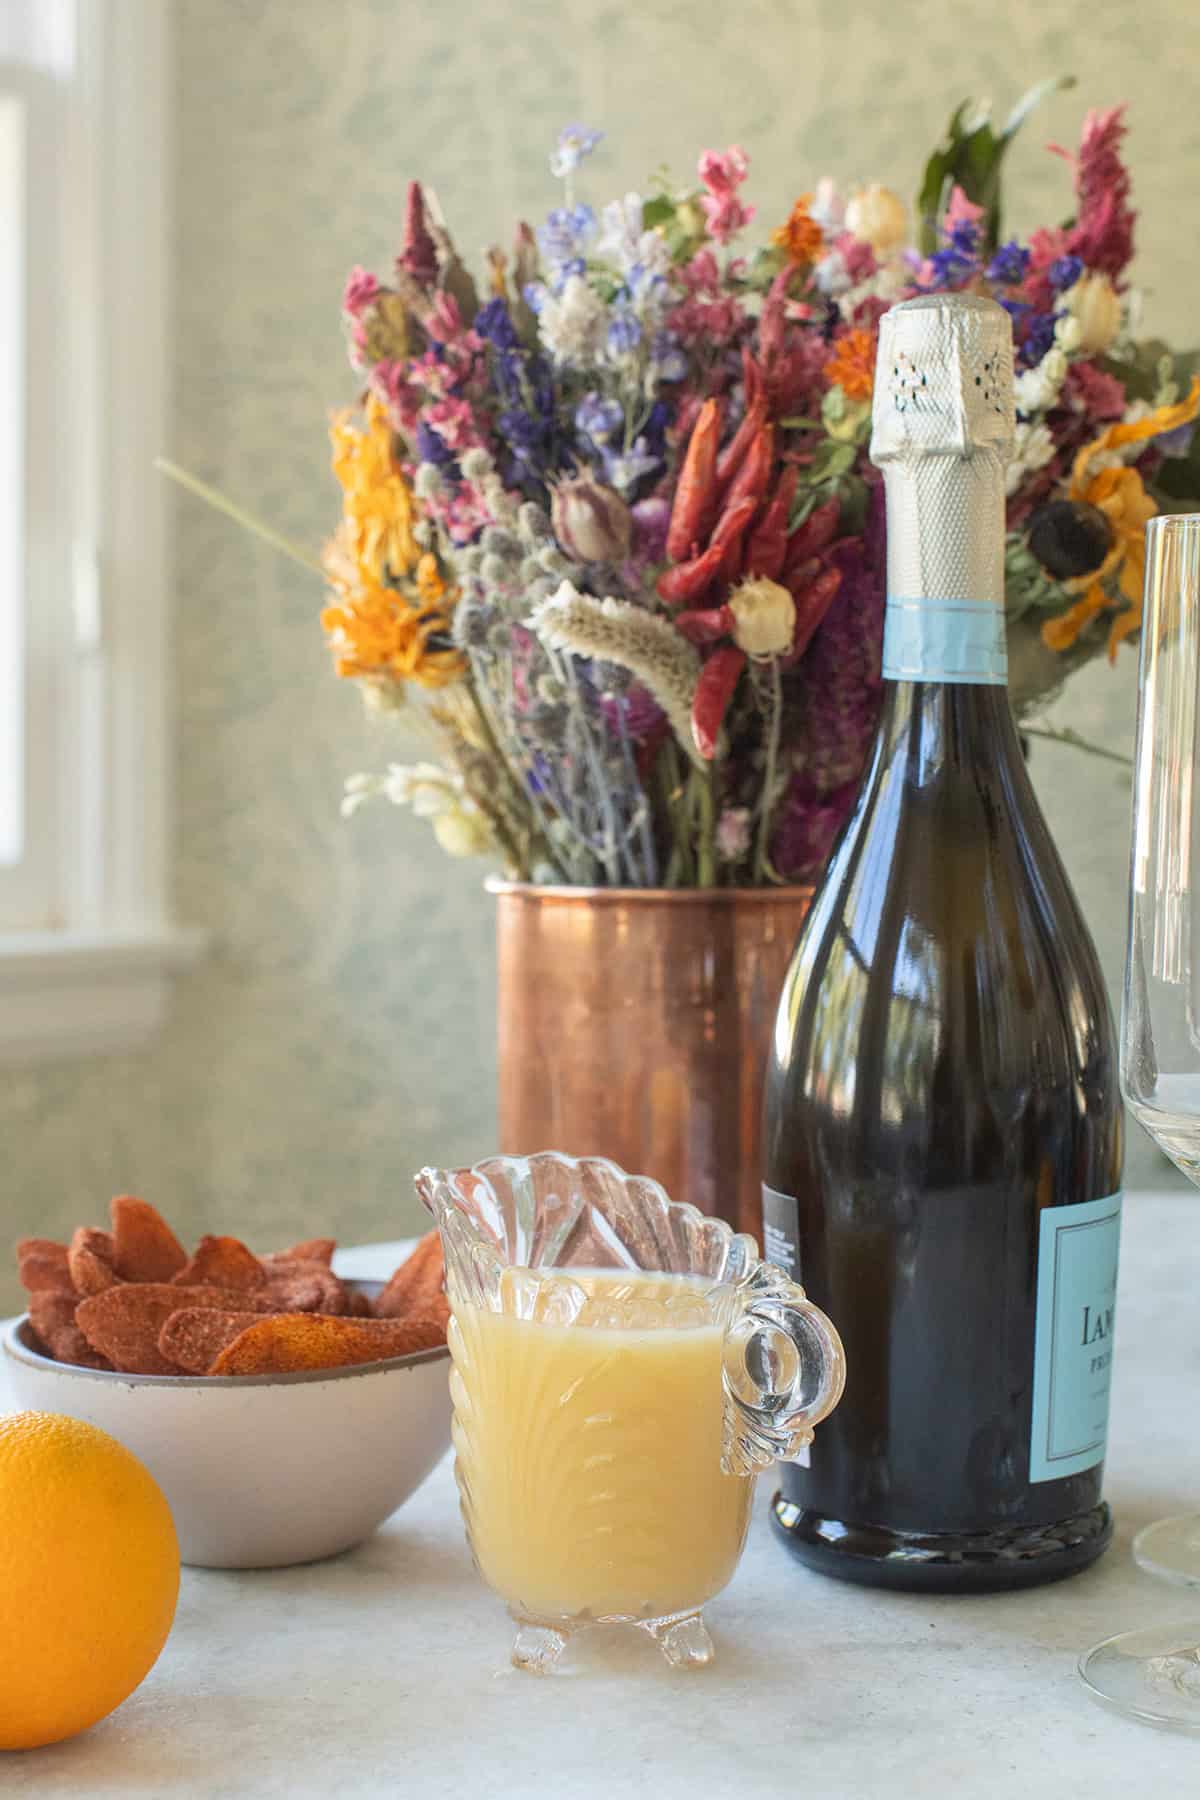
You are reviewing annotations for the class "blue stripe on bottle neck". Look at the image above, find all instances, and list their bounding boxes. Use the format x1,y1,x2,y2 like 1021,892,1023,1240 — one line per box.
882,596,1008,686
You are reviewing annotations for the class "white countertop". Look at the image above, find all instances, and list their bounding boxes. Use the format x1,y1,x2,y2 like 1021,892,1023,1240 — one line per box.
5,1194,1200,1798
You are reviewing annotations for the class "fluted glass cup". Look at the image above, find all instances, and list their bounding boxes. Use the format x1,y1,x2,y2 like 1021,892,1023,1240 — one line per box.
1080,516,1200,1731
416,1152,845,1673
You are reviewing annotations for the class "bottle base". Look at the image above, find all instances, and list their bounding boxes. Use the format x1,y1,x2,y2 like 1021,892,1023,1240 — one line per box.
770,1492,1113,1594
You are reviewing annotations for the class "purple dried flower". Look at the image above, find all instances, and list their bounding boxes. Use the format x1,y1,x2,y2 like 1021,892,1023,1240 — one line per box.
474,297,520,350
987,241,1031,286
631,496,671,563
550,125,605,180
415,422,457,469
1019,311,1058,368
1049,254,1085,293
771,778,862,883
537,205,596,290
575,392,624,446
607,311,642,356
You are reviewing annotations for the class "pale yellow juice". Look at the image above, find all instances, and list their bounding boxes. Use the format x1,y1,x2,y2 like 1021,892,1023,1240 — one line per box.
448,1271,752,1623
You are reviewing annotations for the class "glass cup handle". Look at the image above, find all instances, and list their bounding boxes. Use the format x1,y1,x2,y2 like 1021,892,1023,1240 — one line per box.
721,1261,847,1478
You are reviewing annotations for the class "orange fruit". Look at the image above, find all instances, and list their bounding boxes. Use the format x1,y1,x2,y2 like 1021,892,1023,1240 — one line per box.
0,1411,179,1751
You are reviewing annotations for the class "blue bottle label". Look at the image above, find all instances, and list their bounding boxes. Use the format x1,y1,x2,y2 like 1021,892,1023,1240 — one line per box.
1029,1191,1123,1484
882,596,1008,685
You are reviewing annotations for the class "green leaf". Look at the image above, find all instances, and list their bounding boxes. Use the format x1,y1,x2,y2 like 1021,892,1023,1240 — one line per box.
1000,73,1077,144
916,76,1074,255
640,194,675,230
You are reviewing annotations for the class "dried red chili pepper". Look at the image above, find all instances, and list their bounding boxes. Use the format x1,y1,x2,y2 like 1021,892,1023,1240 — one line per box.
711,494,759,585
715,352,768,494
779,566,843,668
745,466,800,580
673,604,735,646
691,644,747,762
656,539,726,606
720,424,775,518
665,397,722,563
781,495,841,584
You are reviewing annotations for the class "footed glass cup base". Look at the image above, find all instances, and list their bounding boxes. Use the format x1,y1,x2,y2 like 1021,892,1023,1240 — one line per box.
1079,1622,1200,1733
1133,1514,1200,1586
510,1609,715,1673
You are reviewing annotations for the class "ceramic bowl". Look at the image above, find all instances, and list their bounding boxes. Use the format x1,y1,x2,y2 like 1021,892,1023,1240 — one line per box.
1,1273,451,1570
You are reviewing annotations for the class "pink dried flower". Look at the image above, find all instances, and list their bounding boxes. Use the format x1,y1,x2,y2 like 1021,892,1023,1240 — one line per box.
1055,106,1136,283
944,185,985,233
1026,106,1137,306
834,233,877,285
678,249,721,294
400,180,439,288
425,396,487,452
716,807,753,862
697,145,756,245
342,266,382,318
667,249,750,348
1065,360,1127,422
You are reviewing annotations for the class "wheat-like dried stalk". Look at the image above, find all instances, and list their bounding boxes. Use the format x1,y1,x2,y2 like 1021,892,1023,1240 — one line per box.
531,583,704,768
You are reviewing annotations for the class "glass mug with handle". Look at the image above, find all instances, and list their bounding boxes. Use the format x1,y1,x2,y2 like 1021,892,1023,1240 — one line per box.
417,1152,845,1672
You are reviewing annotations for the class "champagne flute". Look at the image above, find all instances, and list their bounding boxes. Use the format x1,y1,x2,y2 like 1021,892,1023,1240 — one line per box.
1080,513,1200,1729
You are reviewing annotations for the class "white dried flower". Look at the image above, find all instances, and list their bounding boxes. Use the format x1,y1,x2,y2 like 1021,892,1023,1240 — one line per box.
1005,421,1057,496
412,462,444,500
843,184,908,255
1056,272,1122,358
716,806,752,862
517,501,551,545
596,192,674,283
480,525,519,559
459,447,494,481
1014,348,1068,419
812,249,851,297
808,177,844,235
381,762,461,816
537,273,608,366
531,581,704,767
535,543,570,576
432,802,492,858
341,773,383,818
728,578,796,659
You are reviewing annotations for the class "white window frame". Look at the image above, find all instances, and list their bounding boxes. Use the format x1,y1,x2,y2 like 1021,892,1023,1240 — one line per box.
0,0,205,1061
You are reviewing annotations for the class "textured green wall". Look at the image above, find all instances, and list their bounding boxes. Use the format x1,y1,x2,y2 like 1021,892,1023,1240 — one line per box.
3,0,1195,1313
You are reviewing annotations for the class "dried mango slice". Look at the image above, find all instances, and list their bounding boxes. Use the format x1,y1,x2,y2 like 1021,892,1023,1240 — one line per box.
16,1239,72,1293
208,1311,445,1376
77,1282,275,1375
110,1195,188,1283
158,1307,269,1374
372,1230,446,1322
268,1237,337,1267
173,1235,267,1292
68,1227,121,1297
28,1289,112,1370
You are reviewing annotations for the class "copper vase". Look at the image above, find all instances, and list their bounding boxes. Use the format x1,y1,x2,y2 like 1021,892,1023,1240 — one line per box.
491,883,814,1244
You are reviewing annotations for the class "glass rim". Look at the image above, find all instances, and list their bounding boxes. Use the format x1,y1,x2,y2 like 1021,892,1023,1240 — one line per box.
1146,512,1200,539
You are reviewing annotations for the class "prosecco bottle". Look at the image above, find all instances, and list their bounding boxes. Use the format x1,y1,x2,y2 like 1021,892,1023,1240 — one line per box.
761,295,1123,1593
